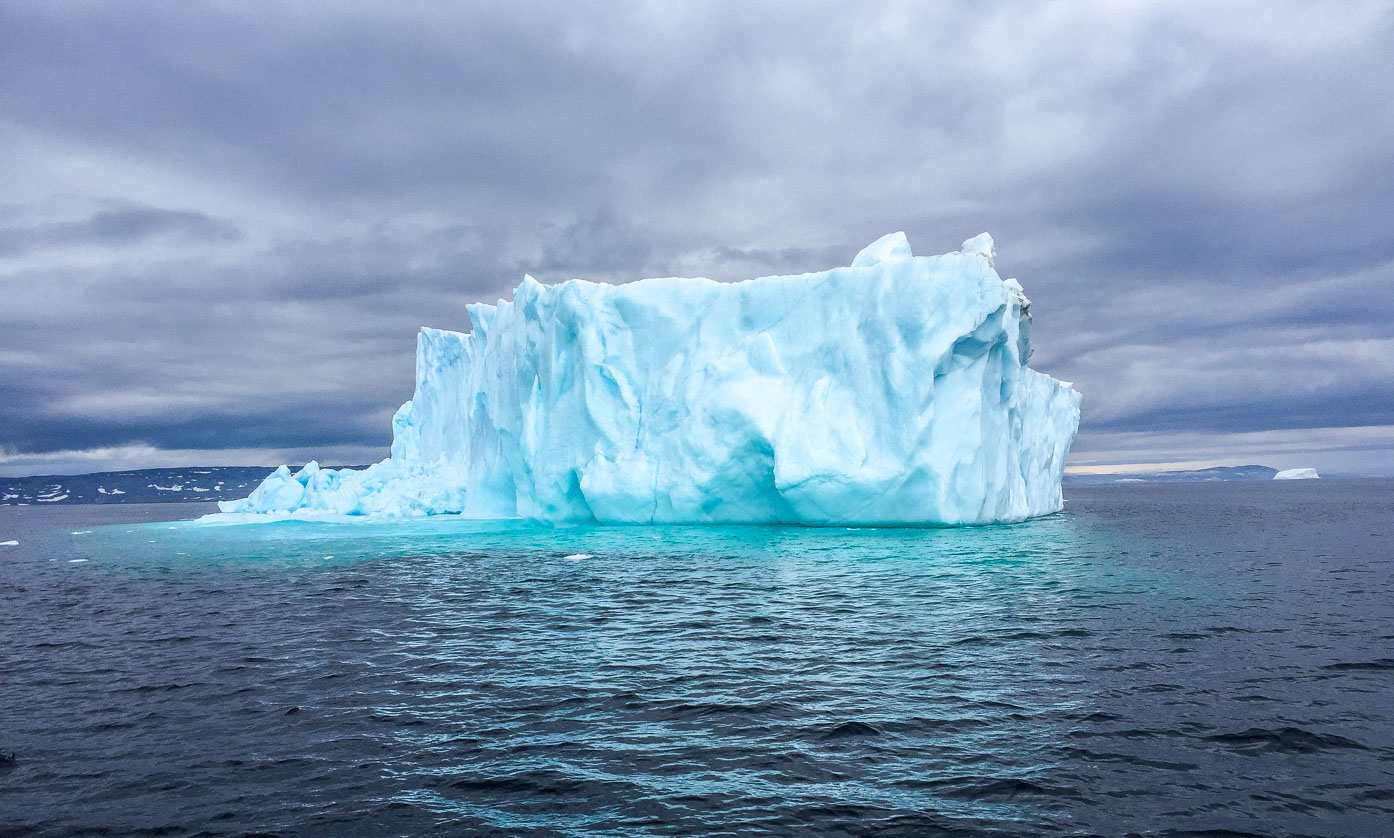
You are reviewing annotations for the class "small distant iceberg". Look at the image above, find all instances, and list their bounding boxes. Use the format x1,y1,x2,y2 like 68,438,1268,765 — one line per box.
1274,468,1320,480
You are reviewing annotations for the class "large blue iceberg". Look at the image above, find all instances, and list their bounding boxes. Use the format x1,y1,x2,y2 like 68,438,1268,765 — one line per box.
218,232,1080,525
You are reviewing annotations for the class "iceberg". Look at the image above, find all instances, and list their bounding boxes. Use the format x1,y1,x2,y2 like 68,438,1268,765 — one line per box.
1274,468,1320,480
218,232,1081,525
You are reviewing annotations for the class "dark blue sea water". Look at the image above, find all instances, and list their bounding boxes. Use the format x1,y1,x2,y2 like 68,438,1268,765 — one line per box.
2,481,1392,837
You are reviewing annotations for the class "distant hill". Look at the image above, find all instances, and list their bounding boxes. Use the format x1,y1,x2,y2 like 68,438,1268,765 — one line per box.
1064,465,1279,485
0,466,360,506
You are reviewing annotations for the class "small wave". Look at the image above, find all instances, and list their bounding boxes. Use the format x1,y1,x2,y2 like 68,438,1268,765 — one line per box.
1204,726,1366,754
115,683,196,694
87,721,137,732
881,715,993,735
1058,746,1200,771
1323,659,1394,671
444,769,595,797
1146,829,1272,837
1354,788,1394,801
1064,711,1124,723
664,699,796,719
900,774,1083,801
821,720,882,739
949,634,1000,647
1067,726,1188,742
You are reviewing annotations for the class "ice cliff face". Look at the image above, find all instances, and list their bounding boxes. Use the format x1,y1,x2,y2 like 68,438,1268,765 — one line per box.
219,232,1081,525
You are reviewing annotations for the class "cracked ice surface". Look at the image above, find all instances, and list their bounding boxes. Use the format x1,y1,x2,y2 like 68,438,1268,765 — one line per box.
216,233,1080,525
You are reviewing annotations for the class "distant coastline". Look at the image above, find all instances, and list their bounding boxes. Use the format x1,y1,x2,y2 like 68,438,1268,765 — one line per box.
0,463,1372,505
0,466,362,506
1065,465,1344,485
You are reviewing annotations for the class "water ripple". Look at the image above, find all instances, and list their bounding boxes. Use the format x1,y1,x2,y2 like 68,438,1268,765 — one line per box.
1,481,1392,836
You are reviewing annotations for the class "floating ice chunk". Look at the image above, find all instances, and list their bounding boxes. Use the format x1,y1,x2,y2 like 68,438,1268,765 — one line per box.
0,540,17,547
563,553,594,561
1274,468,1320,480
238,465,307,512
217,232,1080,526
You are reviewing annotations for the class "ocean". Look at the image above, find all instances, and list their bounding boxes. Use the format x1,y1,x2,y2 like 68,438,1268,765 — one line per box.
1,480,1391,836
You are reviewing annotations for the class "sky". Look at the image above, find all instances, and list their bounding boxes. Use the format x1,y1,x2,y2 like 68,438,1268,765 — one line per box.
2,1,1393,477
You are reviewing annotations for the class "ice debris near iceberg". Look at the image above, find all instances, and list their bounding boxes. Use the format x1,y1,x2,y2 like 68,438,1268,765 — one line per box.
219,232,1081,525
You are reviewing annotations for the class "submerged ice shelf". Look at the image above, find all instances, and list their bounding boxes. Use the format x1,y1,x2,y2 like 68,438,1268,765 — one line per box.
219,232,1080,525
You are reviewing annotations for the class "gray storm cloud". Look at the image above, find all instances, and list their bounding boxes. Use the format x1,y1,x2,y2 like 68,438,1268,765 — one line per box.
1,0,1392,475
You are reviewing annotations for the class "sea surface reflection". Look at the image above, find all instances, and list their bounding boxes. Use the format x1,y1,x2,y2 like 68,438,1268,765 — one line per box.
2,481,1391,836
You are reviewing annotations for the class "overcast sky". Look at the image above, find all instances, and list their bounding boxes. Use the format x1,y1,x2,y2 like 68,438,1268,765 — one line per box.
3,1,1392,477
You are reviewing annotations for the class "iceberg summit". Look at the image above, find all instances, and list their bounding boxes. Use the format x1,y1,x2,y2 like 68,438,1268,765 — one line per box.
219,232,1080,525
